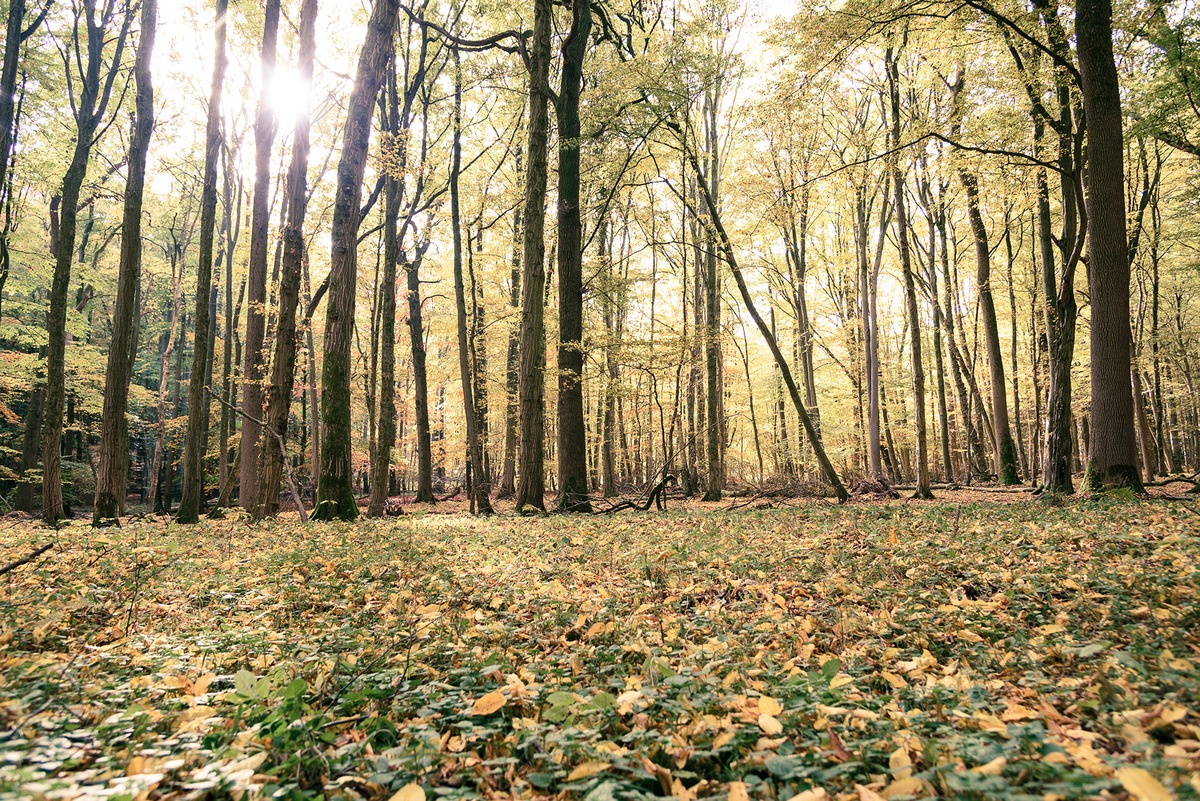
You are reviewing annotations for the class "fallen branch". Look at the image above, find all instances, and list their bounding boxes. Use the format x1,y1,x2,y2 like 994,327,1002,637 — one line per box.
205,388,307,522
601,474,677,514
0,543,53,578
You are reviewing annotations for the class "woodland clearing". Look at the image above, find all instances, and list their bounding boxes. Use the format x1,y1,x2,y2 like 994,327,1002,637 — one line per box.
1,495,1199,801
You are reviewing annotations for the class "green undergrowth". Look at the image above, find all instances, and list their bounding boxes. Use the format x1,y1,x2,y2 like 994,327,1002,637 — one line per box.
1,498,1198,800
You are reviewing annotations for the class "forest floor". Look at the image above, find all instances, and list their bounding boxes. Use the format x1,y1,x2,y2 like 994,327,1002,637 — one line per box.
1,492,1199,801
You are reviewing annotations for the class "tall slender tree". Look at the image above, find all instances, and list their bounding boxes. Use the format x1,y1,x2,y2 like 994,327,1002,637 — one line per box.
240,0,283,510
177,0,229,524
555,0,593,512
314,0,400,521
42,0,133,524
513,0,553,513
257,0,317,518
94,0,157,525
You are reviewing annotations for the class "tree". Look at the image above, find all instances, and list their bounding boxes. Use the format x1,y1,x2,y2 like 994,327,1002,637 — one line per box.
42,0,133,524
239,0,283,510
1077,0,1142,490
513,0,553,514
177,0,229,524
554,0,593,512
257,0,317,519
313,0,400,521
450,51,493,515
94,0,157,525
885,42,933,499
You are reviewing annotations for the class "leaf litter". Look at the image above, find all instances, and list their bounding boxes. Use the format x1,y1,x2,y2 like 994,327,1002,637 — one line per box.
1,497,1198,800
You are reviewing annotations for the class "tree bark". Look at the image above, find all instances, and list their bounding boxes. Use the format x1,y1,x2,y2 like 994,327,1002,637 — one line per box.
1077,0,1142,491
887,44,933,499
257,0,316,519
43,2,132,524
94,0,157,525
313,0,399,521
513,0,553,513
450,52,493,516
554,0,592,512
239,0,282,510
177,0,228,524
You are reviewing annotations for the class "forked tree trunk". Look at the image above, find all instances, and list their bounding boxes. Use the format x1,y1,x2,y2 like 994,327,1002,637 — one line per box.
314,0,399,521
177,0,228,524
239,0,282,510
94,0,157,525
257,0,316,519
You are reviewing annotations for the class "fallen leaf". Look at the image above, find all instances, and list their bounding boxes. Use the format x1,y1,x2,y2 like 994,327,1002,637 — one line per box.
389,782,425,801
471,690,506,716
1116,767,1172,801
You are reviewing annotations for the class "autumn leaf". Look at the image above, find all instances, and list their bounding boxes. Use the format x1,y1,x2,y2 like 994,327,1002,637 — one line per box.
389,782,426,801
471,690,506,716
1116,767,1173,801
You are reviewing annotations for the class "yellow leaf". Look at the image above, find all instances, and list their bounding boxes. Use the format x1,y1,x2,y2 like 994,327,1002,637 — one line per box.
389,782,426,801
192,674,216,695
882,777,923,798
855,785,886,801
880,671,907,690
471,690,506,716
758,713,783,735
713,730,736,749
829,673,854,689
672,778,697,801
1001,703,1038,722
1117,767,1173,801
888,748,912,780
973,757,1006,776
785,790,828,801
126,756,146,776
567,762,609,782
758,696,782,716
728,781,750,801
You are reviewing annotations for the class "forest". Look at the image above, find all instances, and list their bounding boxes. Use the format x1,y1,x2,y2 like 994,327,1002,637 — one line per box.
0,0,1197,520
1,0,1200,798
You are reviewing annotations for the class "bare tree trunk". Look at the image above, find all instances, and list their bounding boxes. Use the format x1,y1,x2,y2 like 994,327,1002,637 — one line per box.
449,52,492,515
497,118,523,499
554,0,592,512
177,0,228,524
93,0,156,525
514,0,553,513
313,0,399,521
257,0,316,518
1077,0,1141,490
887,43,932,499
239,0,282,510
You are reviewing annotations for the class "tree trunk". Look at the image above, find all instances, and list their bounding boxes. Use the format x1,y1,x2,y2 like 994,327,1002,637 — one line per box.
450,53,493,516
497,111,523,499
239,0,282,510
513,0,553,513
313,0,399,521
554,0,592,512
959,166,1019,484
43,3,132,523
257,0,316,519
93,0,156,525
887,44,932,498
1077,0,1141,491
177,0,228,524
675,124,848,502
